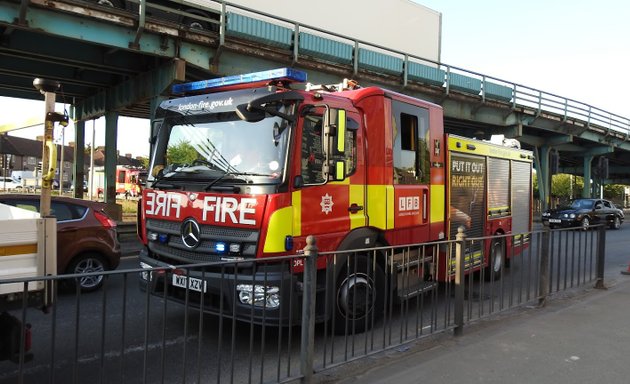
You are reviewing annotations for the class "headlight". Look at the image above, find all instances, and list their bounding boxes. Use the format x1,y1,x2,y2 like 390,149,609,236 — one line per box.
140,262,152,281
236,284,281,309
569,213,576,219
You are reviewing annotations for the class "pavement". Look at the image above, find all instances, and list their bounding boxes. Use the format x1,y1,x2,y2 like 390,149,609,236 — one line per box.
321,274,630,384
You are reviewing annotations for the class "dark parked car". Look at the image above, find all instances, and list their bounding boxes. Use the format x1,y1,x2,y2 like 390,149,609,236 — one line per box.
0,195,121,291
541,198,624,230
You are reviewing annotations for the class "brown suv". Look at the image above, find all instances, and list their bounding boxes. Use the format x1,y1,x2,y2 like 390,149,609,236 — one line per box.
0,194,121,292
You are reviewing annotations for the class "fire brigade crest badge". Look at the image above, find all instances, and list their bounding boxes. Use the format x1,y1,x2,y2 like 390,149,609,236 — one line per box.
320,193,334,215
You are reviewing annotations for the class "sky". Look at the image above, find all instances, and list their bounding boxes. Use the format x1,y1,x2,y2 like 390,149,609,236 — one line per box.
0,0,628,157
415,0,629,117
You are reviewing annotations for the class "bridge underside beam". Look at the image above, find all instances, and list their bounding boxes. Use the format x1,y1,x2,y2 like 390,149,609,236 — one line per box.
73,59,186,121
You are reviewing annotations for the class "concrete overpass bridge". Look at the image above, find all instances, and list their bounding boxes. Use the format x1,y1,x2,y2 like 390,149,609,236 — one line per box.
1,0,629,212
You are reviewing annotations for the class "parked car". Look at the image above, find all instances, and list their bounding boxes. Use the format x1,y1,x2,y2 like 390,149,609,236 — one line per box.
0,177,23,191
541,198,624,230
0,195,121,291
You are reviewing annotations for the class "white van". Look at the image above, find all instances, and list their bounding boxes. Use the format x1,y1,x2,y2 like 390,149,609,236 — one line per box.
0,177,23,191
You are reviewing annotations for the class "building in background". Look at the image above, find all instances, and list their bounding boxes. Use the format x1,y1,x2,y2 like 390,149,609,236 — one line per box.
0,135,144,189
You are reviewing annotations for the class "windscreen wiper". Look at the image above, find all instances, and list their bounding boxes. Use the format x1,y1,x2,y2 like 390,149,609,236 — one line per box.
236,91,303,122
203,170,271,191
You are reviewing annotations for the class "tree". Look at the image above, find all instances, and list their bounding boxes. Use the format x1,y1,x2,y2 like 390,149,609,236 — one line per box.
167,140,197,165
603,184,625,201
137,156,150,169
551,173,583,200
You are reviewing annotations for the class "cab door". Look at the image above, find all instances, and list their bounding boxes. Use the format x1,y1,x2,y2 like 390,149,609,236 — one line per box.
294,105,365,250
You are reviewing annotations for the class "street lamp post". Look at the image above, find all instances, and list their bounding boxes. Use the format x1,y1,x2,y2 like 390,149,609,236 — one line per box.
33,78,67,217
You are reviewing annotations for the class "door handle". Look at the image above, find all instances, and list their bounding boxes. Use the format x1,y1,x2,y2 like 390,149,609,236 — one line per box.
348,204,364,214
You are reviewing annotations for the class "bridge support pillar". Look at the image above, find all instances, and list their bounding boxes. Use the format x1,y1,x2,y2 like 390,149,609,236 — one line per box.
534,146,552,212
104,111,122,221
73,119,85,199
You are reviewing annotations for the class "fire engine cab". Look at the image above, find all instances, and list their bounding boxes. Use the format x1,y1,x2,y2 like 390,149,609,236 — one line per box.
138,68,533,331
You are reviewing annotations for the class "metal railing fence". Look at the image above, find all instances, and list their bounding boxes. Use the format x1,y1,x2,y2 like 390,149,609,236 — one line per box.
0,225,605,383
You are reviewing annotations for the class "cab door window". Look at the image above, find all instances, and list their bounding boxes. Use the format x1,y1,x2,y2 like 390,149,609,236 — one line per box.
301,110,326,185
300,107,357,185
392,101,430,184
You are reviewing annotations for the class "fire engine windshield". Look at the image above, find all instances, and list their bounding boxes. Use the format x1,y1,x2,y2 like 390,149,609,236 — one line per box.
150,104,293,189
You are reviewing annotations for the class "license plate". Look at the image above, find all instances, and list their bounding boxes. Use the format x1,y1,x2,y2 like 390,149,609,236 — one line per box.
549,219,561,223
172,274,207,293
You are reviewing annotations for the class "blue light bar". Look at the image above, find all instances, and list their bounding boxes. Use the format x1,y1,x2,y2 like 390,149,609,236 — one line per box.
172,68,307,94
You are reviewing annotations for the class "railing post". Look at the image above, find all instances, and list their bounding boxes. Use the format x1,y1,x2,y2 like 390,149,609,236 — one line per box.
454,227,465,336
538,228,551,306
300,235,317,383
594,225,607,289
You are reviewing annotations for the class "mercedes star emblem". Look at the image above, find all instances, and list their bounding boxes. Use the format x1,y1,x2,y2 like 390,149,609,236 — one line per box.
181,218,201,249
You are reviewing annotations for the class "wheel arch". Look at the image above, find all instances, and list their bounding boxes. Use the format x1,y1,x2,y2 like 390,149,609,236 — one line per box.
62,248,112,274
318,227,387,322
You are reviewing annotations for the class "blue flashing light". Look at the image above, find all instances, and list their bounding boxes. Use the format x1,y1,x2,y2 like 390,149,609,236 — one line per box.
158,233,169,244
172,68,307,94
215,242,226,253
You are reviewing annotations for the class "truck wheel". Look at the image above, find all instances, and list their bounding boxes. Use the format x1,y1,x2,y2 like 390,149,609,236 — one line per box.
484,239,504,281
333,256,384,334
67,253,108,292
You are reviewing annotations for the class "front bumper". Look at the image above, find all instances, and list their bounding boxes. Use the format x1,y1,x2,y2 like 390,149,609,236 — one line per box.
543,218,581,228
138,248,302,326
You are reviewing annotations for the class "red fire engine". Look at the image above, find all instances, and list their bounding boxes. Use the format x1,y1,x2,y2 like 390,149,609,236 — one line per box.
94,165,147,198
138,68,533,330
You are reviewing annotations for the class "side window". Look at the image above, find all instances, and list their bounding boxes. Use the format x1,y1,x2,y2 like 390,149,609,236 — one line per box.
50,202,74,222
117,171,126,183
301,110,326,185
392,102,430,184
2,200,39,213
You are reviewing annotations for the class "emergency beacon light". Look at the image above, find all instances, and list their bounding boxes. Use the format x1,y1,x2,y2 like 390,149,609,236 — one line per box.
172,67,307,95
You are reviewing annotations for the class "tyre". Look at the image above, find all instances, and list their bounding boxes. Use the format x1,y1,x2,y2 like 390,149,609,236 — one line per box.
67,253,108,292
610,216,621,230
484,239,504,281
581,217,590,231
333,256,385,334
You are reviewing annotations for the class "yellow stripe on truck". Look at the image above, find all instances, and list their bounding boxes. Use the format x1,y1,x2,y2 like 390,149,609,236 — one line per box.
263,206,294,253
430,184,445,224
366,185,394,230
292,191,301,236
349,184,365,229
0,244,38,257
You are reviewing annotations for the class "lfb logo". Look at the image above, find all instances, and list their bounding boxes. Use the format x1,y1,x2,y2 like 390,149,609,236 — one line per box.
399,196,420,212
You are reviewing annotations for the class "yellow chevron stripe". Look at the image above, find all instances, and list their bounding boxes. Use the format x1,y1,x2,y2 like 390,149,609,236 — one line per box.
292,190,301,237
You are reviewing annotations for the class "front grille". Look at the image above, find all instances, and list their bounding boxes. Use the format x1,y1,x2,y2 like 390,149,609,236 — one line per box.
149,242,225,263
146,219,260,264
